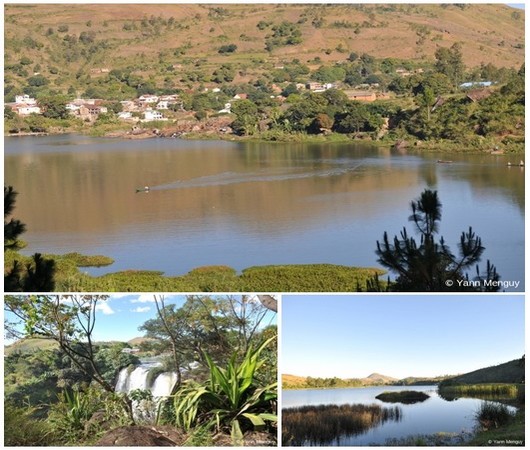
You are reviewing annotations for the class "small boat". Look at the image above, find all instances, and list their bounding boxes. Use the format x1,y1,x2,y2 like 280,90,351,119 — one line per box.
507,161,525,167
136,186,150,193
437,160,453,164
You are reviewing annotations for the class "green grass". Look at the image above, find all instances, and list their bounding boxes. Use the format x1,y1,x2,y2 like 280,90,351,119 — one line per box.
6,249,386,291
239,264,385,292
375,390,430,404
467,407,524,446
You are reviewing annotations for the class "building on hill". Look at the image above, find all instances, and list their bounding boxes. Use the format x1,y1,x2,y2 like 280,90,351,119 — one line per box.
142,110,166,121
460,81,493,89
466,89,493,103
343,90,377,102
5,94,41,115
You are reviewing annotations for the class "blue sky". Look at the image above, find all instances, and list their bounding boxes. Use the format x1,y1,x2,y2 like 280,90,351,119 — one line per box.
5,294,276,344
281,295,524,379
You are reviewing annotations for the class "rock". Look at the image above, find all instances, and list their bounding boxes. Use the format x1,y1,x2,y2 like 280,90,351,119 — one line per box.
95,425,184,446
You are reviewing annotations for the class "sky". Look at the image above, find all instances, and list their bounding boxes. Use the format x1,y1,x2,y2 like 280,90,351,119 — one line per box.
281,295,524,380
4,294,277,344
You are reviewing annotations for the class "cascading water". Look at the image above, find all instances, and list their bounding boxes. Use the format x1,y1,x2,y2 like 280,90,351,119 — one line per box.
115,361,177,397
115,361,178,422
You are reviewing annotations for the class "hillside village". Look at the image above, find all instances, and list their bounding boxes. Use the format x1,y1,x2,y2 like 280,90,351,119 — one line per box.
4,3,524,150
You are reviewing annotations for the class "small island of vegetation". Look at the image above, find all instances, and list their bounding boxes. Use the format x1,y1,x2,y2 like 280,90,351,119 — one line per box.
375,390,430,404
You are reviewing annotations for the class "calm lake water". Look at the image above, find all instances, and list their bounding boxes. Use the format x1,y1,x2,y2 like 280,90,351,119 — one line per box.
5,135,524,290
282,385,512,446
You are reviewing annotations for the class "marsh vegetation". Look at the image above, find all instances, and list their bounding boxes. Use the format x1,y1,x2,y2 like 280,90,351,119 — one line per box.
282,403,402,446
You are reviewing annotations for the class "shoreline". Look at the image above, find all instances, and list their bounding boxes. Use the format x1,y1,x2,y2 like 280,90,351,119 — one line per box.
5,128,524,155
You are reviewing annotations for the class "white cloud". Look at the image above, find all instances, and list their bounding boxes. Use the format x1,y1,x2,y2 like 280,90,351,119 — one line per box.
132,306,151,313
96,302,115,315
131,295,156,304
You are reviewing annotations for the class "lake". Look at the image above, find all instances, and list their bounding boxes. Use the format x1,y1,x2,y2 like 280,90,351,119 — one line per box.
5,135,524,290
282,385,512,446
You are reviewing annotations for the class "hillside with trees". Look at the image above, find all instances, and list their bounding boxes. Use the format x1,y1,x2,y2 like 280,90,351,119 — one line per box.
4,4,525,151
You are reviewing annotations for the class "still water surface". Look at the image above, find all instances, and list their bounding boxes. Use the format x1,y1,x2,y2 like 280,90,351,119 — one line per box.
282,385,508,445
5,135,524,289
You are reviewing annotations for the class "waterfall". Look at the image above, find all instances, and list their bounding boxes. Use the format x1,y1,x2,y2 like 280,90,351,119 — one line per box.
115,362,177,398
151,372,178,397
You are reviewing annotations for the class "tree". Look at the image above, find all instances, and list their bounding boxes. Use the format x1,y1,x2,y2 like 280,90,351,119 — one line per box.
435,43,465,89
4,186,26,250
139,295,275,384
231,99,259,135
39,95,70,119
374,189,499,291
4,294,135,422
5,186,55,292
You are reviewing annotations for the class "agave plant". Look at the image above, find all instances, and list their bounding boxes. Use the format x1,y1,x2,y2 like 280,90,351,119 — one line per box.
174,336,277,444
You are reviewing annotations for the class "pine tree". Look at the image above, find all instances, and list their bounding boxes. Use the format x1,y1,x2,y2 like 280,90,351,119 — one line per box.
374,189,499,291
4,186,55,291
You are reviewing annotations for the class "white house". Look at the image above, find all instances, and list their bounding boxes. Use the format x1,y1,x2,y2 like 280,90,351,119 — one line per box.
17,105,42,115
156,100,169,110
15,94,37,105
138,95,159,104
143,110,166,121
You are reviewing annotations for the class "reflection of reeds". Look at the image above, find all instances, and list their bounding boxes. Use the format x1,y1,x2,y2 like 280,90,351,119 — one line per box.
438,384,519,401
282,403,402,446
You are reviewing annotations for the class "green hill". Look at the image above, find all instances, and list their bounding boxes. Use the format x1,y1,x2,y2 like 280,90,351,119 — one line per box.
442,358,525,385
4,337,58,356
4,3,524,96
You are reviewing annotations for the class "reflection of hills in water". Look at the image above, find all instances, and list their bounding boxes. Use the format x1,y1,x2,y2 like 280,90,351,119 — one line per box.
282,403,402,446
7,139,523,234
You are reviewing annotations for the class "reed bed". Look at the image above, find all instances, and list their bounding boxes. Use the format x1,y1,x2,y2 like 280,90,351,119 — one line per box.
375,390,430,404
282,403,402,446
438,384,519,400
475,401,515,429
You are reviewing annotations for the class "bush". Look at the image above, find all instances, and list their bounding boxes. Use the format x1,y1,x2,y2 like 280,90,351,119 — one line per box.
475,402,515,429
4,403,57,446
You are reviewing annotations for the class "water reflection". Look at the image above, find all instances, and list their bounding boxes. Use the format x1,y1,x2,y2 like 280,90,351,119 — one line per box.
4,136,524,286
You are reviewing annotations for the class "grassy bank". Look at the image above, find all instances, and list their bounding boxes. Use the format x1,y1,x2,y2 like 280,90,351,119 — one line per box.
5,250,384,292
468,407,524,446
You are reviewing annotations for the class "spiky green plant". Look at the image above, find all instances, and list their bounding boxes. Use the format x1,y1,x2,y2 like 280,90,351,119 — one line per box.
174,337,277,444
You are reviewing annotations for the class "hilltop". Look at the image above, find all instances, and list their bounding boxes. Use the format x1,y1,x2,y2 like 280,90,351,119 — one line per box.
4,3,524,94
282,372,442,389
441,358,525,385
4,337,59,356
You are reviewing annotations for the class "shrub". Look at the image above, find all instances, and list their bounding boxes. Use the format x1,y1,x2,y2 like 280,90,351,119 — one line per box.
475,401,515,429
4,403,57,446
174,338,277,445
